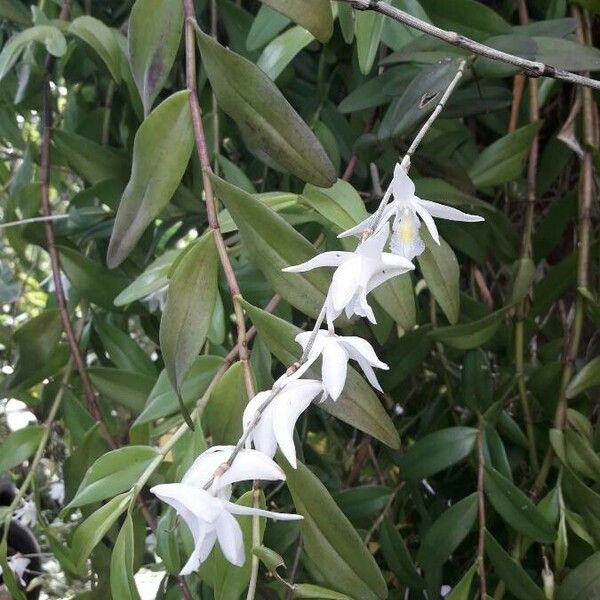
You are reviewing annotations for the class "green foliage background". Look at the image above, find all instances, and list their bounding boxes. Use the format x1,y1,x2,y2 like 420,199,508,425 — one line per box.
0,0,599,598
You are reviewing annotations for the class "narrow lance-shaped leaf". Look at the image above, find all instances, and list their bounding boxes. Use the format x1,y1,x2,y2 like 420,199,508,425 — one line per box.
128,0,184,115
110,513,141,600
159,232,219,426
107,90,194,268
194,26,336,187
258,0,333,43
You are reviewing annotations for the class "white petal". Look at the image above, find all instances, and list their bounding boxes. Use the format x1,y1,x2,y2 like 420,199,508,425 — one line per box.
216,511,245,566
150,483,223,524
226,501,303,520
329,261,359,312
366,253,415,295
180,528,217,575
339,336,388,369
356,222,390,258
393,163,416,200
338,214,374,238
251,407,278,459
219,448,285,487
413,201,440,245
242,391,270,433
321,340,349,401
182,446,235,488
354,355,384,391
272,380,322,467
282,251,351,273
416,198,484,222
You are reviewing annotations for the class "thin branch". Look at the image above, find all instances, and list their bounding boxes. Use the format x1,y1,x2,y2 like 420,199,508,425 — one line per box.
0,214,70,230
476,417,487,599
343,0,600,91
183,1,255,401
40,0,115,447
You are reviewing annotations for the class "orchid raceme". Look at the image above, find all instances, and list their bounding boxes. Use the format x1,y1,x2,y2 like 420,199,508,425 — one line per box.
283,223,414,326
339,164,484,260
242,379,323,468
150,446,302,574
292,330,388,400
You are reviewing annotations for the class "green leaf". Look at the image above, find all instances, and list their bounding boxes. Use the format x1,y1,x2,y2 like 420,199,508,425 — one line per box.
72,492,131,572
110,513,141,600
484,531,546,600
258,0,333,43
379,518,424,589
203,361,247,444
212,174,329,319
0,25,66,81
429,309,507,350
510,258,536,305
257,26,313,80
68,446,159,507
0,425,45,473
88,367,155,414
128,0,184,115
396,427,477,480
418,232,460,324
564,429,600,484
468,123,541,189
294,584,352,599
53,129,128,185
379,58,463,139
159,232,219,401
557,552,600,600
567,355,600,398
194,27,335,187
282,460,387,600
240,300,400,448
446,562,477,600
355,8,386,74
114,249,180,306
69,16,122,81
252,545,285,573
94,319,156,377
5,309,69,391
134,356,224,426
419,0,510,41
58,246,128,310
484,466,556,543
417,493,478,571
107,90,194,268
0,0,32,27
247,4,290,52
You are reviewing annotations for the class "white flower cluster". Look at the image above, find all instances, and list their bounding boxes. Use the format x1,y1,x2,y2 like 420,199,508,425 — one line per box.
151,166,483,574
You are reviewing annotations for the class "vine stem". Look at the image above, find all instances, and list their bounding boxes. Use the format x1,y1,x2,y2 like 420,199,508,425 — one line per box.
532,5,599,497
183,0,254,401
40,0,116,448
514,0,540,473
343,0,600,90
476,416,487,599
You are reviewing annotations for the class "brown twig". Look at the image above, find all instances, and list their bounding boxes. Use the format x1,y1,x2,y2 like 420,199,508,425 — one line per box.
40,0,116,449
183,0,255,401
344,0,600,90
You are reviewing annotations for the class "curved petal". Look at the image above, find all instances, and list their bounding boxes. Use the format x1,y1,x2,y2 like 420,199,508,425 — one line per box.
354,355,384,392
356,222,390,258
282,251,351,273
321,340,349,401
338,214,374,238
413,201,440,245
339,336,388,369
215,511,245,566
150,483,223,524
218,448,285,488
226,501,303,520
182,446,235,488
393,163,416,201
242,391,270,435
329,260,360,312
272,380,322,467
251,406,278,459
180,528,217,575
416,198,484,222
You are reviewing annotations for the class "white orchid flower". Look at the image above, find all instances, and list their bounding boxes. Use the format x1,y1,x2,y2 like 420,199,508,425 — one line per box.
292,330,389,401
0,554,30,586
283,223,414,326
242,379,323,468
151,446,302,574
49,481,65,505
14,498,36,528
339,164,484,260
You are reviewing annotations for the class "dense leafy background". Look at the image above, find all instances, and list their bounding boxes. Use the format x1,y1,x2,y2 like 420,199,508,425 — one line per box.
0,0,599,599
